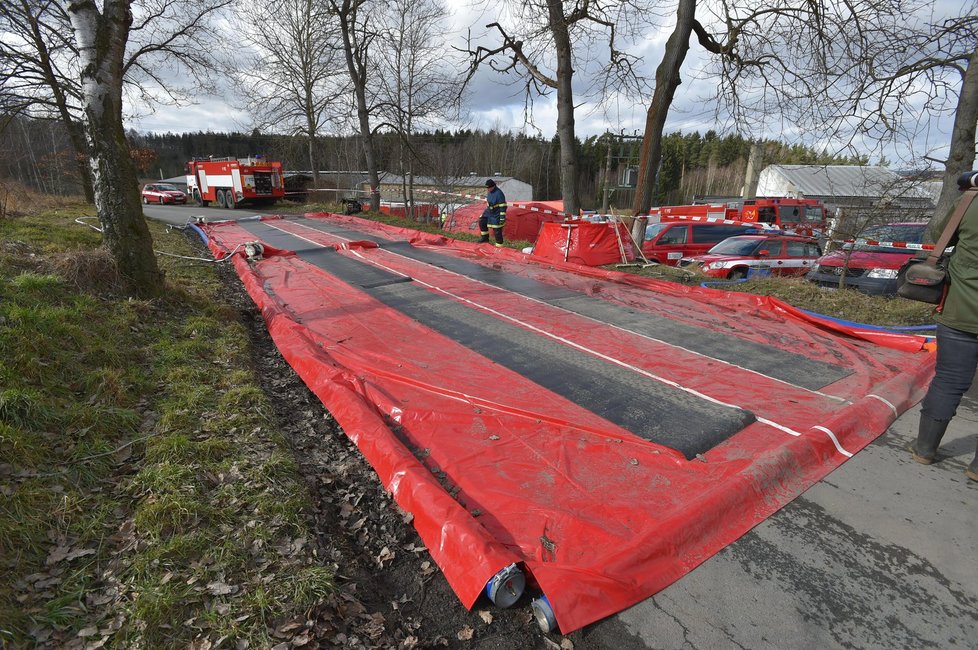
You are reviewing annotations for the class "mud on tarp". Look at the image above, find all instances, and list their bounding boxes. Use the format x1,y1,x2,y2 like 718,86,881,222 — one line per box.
200,213,934,633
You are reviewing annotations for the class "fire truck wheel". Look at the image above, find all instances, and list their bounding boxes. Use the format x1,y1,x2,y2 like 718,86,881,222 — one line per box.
216,190,227,208
227,191,237,210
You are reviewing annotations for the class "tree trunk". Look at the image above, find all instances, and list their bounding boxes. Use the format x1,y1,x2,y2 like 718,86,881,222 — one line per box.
336,0,380,212
68,0,163,298
548,0,580,216
67,121,96,203
742,141,763,199
631,0,696,215
930,46,978,240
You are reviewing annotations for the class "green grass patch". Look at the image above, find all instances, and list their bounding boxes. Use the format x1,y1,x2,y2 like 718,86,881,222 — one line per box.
0,203,332,647
619,265,937,328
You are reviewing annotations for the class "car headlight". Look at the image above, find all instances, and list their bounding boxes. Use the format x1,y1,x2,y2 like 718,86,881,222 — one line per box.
866,268,898,279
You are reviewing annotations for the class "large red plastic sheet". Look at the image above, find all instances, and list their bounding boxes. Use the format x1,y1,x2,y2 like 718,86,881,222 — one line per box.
532,220,636,266
200,213,934,633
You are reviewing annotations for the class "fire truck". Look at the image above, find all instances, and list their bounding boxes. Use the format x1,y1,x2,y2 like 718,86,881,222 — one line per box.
185,156,285,209
648,197,829,235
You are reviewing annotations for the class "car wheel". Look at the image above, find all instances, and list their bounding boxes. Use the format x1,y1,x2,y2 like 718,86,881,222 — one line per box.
159,196,166,205
142,196,149,204
216,190,226,208
729,268,748,280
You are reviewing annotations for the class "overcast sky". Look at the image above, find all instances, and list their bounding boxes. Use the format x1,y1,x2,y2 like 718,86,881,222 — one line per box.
126,0,970,170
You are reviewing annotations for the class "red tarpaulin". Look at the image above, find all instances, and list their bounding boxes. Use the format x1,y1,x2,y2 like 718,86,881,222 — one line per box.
531,220,637,266
199,213,934,633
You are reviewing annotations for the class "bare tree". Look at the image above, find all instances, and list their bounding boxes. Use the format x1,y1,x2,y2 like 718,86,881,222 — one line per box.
464,0,647,215
0,0,93,200
374,0,459,217
1,0,231,203
67,0,163,296
632,0,977,221
329,0,382,211
234,0,345,186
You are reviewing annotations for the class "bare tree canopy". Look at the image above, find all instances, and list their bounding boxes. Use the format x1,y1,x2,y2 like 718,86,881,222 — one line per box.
1,0,231,202
463,0,652,215
632,0,977,216
234,0,346,184
373,0,460,212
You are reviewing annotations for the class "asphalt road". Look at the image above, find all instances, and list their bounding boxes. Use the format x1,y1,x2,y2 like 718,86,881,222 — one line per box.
586,395,978,650
142,202,278,226
144,205,978,649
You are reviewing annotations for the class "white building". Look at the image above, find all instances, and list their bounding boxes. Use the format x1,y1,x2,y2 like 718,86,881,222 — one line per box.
374,173,533,203
755,165,935,216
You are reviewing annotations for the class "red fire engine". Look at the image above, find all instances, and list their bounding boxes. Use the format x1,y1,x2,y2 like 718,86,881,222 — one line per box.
648,197,829,234
185,156,285,209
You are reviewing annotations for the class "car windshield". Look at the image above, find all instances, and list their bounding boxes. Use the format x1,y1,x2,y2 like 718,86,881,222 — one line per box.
849,224,927,252
156,183,178,191
707,237,764,255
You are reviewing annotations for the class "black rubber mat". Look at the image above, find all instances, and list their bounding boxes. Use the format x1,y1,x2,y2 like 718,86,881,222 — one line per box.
285,217,851,390
240,220,756,459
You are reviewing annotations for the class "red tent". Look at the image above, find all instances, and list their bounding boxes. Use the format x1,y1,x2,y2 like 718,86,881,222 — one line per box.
444,201,568,243
531,220,636,266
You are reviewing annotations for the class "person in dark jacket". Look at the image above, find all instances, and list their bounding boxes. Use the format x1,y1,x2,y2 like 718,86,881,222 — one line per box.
911,171,978,482
479,179,507,246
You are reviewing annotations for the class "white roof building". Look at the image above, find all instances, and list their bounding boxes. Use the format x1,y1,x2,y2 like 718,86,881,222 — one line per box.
375,173,533,203
755,165,935,215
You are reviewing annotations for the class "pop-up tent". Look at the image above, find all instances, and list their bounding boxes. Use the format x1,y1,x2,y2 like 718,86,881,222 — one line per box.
445,201,568,242
531,219,636,266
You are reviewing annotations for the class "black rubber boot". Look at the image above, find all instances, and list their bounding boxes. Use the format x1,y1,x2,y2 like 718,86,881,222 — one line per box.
478,234,490,243
911,414,949,465
493,230,504,247
966,442,978,482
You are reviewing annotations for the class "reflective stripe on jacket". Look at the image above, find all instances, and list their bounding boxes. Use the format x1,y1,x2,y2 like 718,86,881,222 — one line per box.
486,186,507,219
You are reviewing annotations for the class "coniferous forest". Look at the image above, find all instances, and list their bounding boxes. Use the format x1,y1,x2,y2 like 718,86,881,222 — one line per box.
0,116,866,208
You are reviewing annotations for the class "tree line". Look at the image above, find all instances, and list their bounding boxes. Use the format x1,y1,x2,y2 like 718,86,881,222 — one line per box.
1,115,865,209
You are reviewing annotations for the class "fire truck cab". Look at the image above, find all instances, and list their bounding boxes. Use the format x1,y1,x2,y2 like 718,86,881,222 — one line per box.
738,198,828,235
185,156,285,209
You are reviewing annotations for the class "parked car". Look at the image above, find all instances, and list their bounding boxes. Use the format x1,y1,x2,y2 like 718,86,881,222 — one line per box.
679,234,823,279
141,183,187,205
805,222,929,295
642,222,760,265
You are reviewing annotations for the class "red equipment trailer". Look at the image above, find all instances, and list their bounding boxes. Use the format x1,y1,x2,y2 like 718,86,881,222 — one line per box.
648,197,829,235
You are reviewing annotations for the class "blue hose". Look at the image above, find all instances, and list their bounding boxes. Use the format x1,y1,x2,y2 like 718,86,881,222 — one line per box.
700,279,748,288
795,308,935,333
188,222,209,245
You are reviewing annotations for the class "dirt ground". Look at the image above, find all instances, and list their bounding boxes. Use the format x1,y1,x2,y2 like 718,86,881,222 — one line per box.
217,260,607,649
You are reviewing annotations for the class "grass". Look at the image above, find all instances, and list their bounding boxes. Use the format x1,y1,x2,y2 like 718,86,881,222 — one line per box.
0,199,333,647
617,263,937,327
